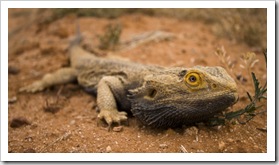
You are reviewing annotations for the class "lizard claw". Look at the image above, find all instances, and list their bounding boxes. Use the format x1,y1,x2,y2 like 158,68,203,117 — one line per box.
97,110,127,129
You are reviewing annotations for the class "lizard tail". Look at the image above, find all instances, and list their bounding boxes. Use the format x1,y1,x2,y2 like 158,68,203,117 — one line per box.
68,20,98,68
68,20,83,49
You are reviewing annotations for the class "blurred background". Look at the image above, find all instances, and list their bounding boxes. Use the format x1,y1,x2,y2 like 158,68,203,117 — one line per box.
9,8,266,48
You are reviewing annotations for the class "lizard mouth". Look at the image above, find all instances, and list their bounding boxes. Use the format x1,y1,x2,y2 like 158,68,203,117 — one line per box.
233,92,239,104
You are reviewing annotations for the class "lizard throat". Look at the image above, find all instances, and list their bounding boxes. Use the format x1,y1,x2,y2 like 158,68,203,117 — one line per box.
130,92,237,128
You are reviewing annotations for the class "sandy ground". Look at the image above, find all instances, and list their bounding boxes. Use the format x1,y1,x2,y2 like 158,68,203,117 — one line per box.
8,9,267,153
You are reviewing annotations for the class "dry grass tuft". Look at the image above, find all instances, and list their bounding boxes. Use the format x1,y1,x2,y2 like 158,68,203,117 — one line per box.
98,23,122,50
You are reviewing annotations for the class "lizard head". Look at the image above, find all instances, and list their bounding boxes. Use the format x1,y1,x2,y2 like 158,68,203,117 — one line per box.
128,66,238,128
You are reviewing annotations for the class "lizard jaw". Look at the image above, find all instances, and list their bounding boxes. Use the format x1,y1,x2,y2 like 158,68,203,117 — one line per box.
129,90,237,128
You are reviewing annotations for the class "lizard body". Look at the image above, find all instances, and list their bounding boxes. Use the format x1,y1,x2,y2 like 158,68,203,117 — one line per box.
20,38,238,128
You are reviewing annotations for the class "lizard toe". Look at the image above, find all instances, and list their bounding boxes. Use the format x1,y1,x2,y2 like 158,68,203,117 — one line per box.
19,81,45,93
97,110,127,127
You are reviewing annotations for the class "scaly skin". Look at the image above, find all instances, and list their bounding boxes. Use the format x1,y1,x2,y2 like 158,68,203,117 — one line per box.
20,44,238,128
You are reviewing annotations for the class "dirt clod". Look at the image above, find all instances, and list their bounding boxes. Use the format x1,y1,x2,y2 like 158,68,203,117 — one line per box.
8,66,20,75
23,148,36,153
10,117,30,128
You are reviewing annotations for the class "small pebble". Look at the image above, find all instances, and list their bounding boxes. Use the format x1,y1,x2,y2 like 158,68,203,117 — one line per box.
112,126,123,132
218,141,226,151
70,120,76,125
165,128,177,136
8,96,17,104
25,137,33,142
159,143,168,149
106,146,112,153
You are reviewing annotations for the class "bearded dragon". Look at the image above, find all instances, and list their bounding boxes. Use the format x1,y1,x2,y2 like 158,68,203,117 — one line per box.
19,32,238,128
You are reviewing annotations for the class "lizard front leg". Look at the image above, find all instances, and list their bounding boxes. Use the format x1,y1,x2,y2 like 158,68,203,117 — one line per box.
19,68,78,93
96,76,128,128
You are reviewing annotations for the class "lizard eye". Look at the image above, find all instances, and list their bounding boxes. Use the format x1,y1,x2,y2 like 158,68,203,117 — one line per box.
185,72,201,87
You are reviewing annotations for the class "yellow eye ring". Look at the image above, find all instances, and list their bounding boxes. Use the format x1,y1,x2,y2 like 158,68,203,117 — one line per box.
185,72,201,87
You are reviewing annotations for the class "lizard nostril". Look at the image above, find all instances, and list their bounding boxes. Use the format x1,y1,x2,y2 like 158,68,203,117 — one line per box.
147,89,157,99
212,83,217,89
